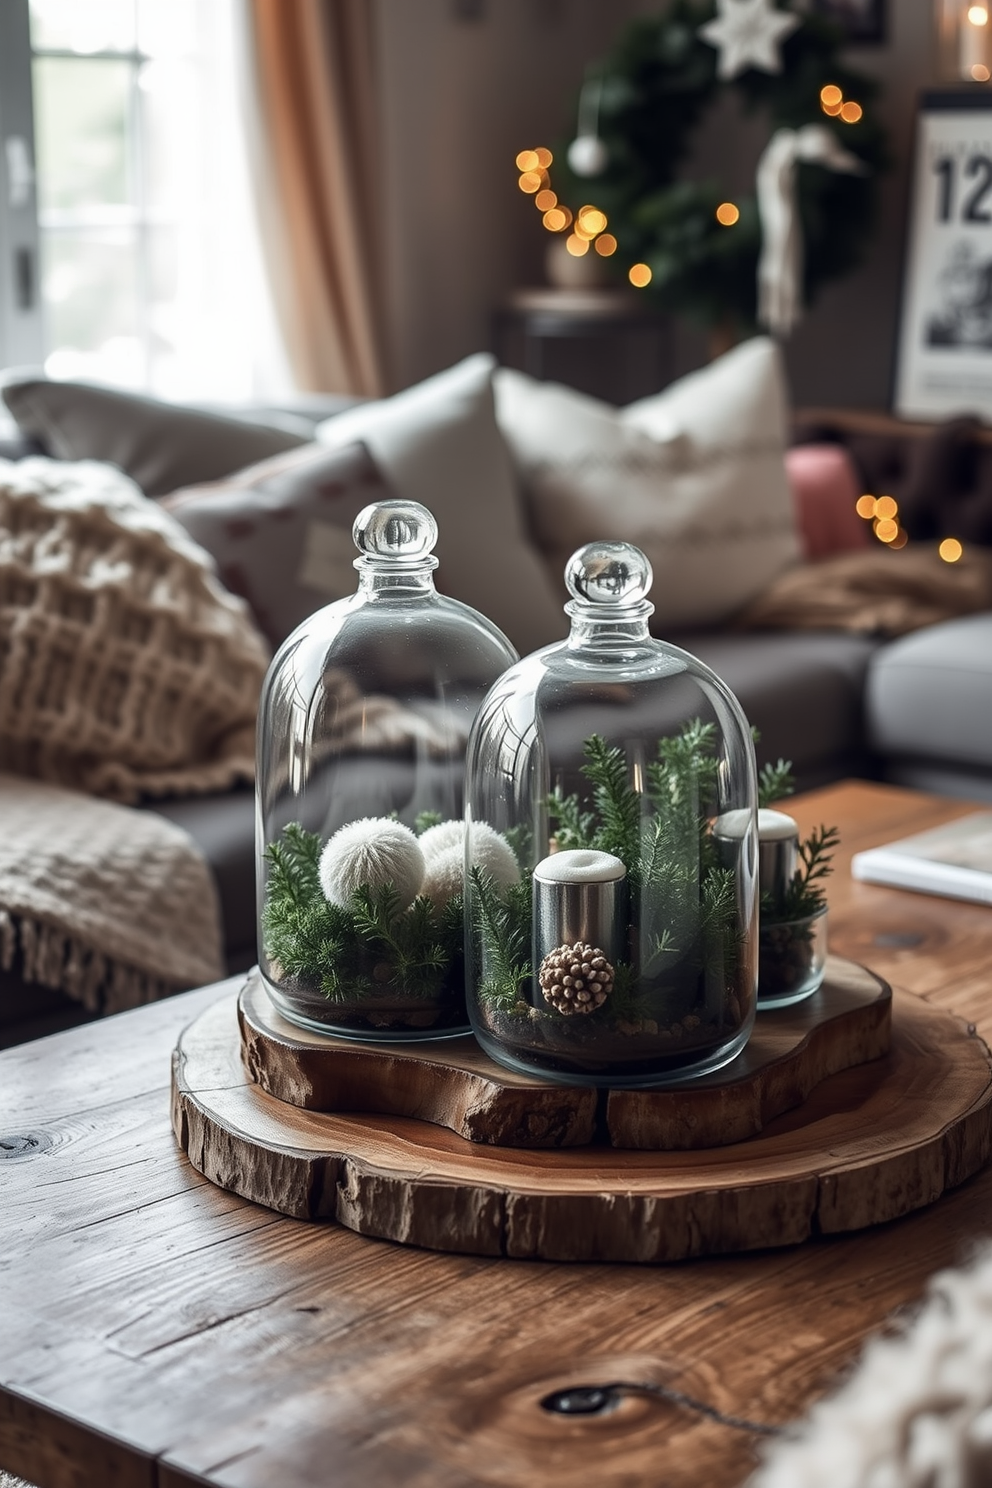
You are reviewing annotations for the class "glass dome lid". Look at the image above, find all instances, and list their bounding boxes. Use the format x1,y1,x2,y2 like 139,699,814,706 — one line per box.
256,498,518,1042
464,540,759,1088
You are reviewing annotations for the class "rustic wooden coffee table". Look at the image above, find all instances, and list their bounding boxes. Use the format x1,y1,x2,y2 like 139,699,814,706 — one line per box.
3,781,992,1488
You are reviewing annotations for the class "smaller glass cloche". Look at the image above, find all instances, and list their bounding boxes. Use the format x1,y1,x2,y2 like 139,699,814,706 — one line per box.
256,499,518,1041
464,541,759,1087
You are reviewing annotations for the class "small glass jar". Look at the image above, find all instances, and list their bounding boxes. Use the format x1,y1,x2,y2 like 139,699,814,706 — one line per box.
464,541,759,1088
256,500,517,1040
757,907,828,1009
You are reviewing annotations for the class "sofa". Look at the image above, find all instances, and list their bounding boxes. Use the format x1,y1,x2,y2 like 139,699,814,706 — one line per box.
1,346,990,1048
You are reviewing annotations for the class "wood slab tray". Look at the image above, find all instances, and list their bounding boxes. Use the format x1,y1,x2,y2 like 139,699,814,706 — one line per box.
172,985,992,1264
238,957,892,1150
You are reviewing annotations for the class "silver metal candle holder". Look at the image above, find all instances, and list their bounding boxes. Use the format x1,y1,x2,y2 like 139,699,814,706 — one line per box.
532,849,628,972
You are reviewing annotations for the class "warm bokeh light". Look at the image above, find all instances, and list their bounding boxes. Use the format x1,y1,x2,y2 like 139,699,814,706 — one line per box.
518,171,543,194
939,537,964,562
856,494,877,519
534,147,553,169
577,206,608,235
968,5,988,24
875,495,898,520
716,201,740,226
821,99,843,116
595,233,618,256
840,101,863,124
535,189,557,212
890,528,909,549
543,208,568,232
629,263,652,287
516,149,540,172
820,84,843,108
565,234,590,257
875,517,899,543
973,63,991,79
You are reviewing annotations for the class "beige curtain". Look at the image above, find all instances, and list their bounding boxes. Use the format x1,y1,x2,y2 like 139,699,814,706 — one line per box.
246,0,385,396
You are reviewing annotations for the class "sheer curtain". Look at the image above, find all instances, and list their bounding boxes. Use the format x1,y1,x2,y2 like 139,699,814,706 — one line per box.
242,0,385,397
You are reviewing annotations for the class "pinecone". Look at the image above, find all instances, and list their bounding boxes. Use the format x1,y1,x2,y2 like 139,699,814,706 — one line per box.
538,942,614,1016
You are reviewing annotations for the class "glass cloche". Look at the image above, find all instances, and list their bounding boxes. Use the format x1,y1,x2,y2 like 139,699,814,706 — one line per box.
256,499,517,1040
464,541,758,1087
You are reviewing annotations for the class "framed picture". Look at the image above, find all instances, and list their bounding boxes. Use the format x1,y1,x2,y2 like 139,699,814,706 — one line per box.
809,0,885,44
894,90,992,422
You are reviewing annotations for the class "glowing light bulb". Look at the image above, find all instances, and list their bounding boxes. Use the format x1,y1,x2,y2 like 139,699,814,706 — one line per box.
534,147,553,169
543,208,567,232
856,494,877,519
874,517,899,543
840,101,863,124
594,233,617,256
516,149,540,172
565,234,589,257
875,495,898,520
716,201,740,226
820,84,843,107
890,528,909,549
939,537,963,562
518,171,543,194
629,263,652,287
577,206,608,236
535,189,557,212
973,62,991,79
968,5,988,24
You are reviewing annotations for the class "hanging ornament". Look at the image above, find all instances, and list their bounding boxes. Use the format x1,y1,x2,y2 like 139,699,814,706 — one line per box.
566,77,608,178
699,0,801,80
755,124,866,337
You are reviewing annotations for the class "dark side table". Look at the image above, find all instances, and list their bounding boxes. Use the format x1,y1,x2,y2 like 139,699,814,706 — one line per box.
493,286,672,404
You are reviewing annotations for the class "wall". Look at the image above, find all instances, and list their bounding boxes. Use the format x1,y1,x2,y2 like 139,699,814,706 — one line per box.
375,0,940,409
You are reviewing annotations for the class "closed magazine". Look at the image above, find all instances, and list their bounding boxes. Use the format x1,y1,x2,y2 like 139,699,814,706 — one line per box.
851,811,992,905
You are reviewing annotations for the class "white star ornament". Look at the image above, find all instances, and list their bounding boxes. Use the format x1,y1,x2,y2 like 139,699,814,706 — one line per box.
699,0,801,81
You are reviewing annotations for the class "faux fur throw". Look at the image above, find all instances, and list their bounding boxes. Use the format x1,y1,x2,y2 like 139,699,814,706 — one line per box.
0,457,270,803
749,1242,992,1488
737,545,992,638
0,773,224,1009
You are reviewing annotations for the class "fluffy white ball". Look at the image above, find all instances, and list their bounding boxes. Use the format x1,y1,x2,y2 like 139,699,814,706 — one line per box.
319,817,425,911
417,819,464,862
567,134,608,177
419,821,520,907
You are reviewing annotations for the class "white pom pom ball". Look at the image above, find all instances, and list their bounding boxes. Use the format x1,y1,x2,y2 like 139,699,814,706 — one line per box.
319,817,425,911
418,820,464,862
567,134,608,177
419,820,520,907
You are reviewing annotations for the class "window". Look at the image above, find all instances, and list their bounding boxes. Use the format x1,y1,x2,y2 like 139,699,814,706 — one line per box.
0,0,290,401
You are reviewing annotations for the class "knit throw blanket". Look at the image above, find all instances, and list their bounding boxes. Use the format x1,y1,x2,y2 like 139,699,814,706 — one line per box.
0,457,270,803
0,773,224,1009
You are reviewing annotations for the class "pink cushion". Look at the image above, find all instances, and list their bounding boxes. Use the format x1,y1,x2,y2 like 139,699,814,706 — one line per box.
786,444,872,561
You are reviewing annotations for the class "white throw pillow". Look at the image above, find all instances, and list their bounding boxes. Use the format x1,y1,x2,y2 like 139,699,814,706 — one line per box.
494,337,800,630
315,353,565,655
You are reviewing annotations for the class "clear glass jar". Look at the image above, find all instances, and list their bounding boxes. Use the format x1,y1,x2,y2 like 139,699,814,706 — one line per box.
464,541,758,1087
256,500,517,1040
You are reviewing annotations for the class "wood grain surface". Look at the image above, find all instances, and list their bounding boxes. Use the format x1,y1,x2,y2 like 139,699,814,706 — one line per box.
174,970,990,1262
3,782,992,1488
238,957,893,1150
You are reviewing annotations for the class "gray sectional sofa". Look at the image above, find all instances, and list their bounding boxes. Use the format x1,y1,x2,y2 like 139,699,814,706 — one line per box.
1,376,990,1049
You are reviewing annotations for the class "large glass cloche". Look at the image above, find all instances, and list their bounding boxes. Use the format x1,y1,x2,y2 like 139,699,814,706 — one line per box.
257,500,517,1040
464,541,758,1087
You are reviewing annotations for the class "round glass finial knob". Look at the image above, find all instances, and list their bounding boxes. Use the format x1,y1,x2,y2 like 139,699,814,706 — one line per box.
565,541,653,606
353,500,438,561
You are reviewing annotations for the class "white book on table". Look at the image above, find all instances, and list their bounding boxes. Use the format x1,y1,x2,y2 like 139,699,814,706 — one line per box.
851,811,992,906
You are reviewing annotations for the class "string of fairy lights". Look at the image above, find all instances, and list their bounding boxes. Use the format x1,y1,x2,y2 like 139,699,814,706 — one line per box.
515,83,867,291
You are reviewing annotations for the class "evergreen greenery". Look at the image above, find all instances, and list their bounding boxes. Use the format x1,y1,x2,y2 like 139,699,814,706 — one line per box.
262,822,463,1006
553,0,888,336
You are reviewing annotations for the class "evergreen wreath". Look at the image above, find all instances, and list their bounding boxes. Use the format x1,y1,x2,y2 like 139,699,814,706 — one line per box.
550,0,888,335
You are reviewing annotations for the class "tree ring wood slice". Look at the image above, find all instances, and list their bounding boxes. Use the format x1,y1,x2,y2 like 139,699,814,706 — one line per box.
238,958,891,1150
172,984,992,1263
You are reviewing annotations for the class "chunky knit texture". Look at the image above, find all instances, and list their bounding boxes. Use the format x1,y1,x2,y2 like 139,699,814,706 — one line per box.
0,457,269,802
0,773,224,1010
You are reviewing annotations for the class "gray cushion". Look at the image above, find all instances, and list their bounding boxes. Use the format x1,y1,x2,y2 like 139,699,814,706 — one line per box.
0,374,311,497
867,613,992,770
164,440,393,648
679,630,879,787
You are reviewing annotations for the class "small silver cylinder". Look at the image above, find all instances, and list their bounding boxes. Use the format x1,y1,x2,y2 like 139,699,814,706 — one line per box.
532,849,628,972
713,807,798,910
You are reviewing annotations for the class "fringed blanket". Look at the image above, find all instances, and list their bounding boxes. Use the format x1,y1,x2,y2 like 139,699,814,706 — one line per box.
0,774,224,1011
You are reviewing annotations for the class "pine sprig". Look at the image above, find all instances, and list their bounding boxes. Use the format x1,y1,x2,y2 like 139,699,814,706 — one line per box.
775,824,840,921
472,868,532,1010
583,735,642,874
757,758,796,809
